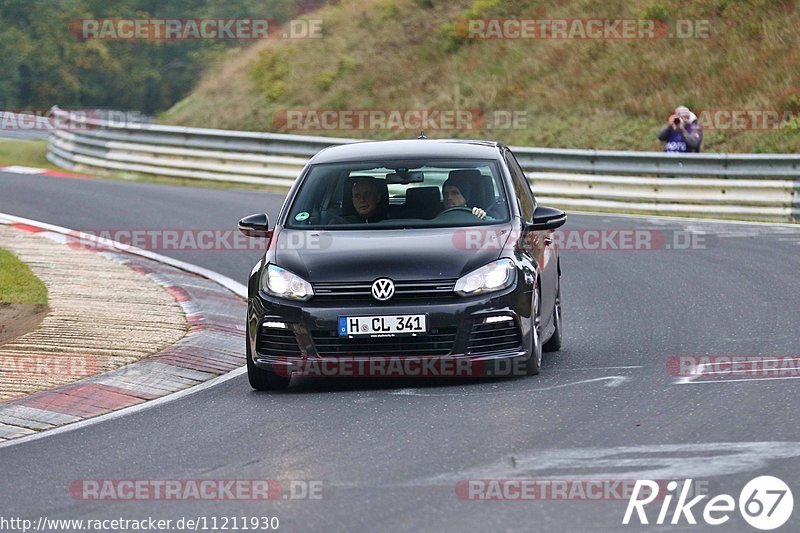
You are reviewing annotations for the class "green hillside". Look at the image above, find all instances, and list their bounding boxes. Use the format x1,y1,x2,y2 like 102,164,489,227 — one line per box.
162,0,800,153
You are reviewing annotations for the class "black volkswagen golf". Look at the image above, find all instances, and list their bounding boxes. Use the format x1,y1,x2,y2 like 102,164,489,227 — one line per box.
238,139,566,390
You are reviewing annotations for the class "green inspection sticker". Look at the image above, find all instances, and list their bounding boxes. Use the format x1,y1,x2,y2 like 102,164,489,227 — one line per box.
295,212,310,221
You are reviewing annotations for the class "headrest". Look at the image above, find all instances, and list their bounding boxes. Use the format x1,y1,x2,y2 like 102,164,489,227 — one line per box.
406,186,441,203
406,186,442,219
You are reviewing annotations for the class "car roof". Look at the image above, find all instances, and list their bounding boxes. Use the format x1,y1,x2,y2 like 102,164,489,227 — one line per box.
308,139,504,165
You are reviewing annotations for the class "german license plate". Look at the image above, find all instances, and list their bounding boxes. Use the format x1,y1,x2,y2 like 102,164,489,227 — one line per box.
339,315,427,336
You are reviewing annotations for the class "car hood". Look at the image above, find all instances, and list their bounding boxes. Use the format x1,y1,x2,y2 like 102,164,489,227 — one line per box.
274,225,514,282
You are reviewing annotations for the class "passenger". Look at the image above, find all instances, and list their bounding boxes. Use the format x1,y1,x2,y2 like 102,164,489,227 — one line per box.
331,177,389,224
442,175,488,220
658,105,703,153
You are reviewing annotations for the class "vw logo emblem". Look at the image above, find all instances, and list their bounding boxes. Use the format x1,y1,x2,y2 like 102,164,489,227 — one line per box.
371,278,395,301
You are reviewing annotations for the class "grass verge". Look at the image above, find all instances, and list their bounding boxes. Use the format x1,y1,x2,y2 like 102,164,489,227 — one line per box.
0,139,61,171
0,247,48,307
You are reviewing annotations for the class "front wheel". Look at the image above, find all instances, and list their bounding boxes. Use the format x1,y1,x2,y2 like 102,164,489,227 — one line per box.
523,289,543,376
543,275,562,352
246,333,291,391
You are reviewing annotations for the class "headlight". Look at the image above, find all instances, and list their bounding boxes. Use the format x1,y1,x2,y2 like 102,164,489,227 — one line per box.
454,259,516,296
261,264,313,301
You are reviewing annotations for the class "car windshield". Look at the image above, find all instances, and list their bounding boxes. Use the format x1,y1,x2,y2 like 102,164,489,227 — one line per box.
285,159,510,229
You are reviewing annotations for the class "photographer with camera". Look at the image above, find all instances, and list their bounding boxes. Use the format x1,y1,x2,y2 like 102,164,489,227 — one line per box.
658,105,702,153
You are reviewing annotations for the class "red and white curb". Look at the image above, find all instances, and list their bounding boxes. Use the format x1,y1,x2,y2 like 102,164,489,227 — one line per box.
0,213,248,447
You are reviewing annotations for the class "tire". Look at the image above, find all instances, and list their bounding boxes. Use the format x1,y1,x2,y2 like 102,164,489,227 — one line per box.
523,288,543,376
543,275,562,353
246,332,291,391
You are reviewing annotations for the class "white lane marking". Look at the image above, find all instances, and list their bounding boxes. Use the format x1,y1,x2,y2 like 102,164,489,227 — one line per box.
0,165,47,174
411,441,800,486
0,212,249,449
673,361,707,385
558,365,643,370
0,367,246,450
391,376,630,397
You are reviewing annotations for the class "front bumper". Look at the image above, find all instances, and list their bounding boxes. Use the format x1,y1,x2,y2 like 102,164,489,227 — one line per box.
248,282,533,377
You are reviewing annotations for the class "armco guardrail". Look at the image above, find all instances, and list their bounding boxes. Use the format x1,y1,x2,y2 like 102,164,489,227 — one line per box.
47,106,800,222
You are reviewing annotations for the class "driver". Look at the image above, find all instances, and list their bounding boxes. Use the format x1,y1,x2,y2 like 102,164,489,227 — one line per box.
442,175,487,220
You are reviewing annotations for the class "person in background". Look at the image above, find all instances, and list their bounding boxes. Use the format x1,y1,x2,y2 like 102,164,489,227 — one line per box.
658,105,703,153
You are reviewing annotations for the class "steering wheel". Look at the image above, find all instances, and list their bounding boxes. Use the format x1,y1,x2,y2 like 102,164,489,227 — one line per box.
437,207,474,217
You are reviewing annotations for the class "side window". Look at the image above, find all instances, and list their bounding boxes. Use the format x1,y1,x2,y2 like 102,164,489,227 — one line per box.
504,150,535,221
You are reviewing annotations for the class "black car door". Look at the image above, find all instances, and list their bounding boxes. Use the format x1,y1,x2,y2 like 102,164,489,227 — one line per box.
504,149,559,324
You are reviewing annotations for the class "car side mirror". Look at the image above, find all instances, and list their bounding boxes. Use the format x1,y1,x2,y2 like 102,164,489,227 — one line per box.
238,213,270,238
527,205,566,231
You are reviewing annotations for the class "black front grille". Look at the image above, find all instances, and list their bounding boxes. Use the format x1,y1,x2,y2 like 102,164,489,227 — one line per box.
256,325,302,357
311,327,457,357
312,279,457,302
468,320,522,354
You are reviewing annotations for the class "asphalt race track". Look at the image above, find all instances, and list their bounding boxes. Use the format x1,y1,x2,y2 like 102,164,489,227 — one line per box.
1,170,799,532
